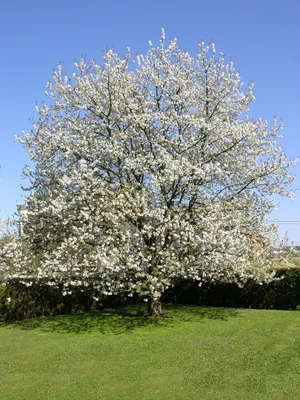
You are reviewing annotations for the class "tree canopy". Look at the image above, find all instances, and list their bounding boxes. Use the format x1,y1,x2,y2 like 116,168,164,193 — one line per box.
2,31,296,314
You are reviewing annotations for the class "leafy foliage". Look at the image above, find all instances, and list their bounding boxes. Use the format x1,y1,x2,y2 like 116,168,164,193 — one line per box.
1,31,296,312
2,268,300,321
165,267,300,310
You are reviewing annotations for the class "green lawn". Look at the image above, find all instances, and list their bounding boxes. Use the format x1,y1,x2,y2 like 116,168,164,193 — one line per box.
1,305,300,400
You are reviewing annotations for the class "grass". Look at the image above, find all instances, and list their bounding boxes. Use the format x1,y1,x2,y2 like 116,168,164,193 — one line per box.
1,305,300,399
289,256,300,268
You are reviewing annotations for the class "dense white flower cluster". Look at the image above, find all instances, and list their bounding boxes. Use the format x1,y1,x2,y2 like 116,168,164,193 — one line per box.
0,32,296,314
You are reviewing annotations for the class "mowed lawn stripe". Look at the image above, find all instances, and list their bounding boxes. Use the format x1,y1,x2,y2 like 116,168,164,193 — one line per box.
1,306,300,399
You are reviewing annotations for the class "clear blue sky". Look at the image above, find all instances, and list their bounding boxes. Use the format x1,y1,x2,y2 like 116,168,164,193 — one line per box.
1,0,299,242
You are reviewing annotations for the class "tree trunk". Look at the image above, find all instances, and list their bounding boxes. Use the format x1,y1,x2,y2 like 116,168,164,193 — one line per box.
148,297,163,316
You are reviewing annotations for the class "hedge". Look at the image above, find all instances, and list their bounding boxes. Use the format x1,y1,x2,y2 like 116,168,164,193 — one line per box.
163,268,300,310
1,268,300,321
0,281,130,322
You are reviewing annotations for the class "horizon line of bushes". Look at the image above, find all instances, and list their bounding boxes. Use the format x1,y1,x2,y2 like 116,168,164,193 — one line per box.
1,267,300,321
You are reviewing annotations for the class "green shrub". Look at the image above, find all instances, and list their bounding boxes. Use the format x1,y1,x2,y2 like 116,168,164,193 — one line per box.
2,268,300,321
0,279,138,322
163,268,300,310
0,281,95,321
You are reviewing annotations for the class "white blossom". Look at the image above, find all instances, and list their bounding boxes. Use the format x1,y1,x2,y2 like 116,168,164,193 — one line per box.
0,31,297,313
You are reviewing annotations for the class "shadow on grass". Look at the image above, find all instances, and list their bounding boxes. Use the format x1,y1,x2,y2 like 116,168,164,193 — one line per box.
1,305,239,335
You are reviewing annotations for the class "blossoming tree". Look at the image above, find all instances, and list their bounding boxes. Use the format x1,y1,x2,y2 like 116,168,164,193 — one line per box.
4,31,296,315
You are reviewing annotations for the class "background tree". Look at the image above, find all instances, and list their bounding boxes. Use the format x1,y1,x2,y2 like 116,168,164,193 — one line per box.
5,31,296,315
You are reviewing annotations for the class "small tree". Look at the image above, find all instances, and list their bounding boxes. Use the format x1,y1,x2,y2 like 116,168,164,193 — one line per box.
6,31,296,315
